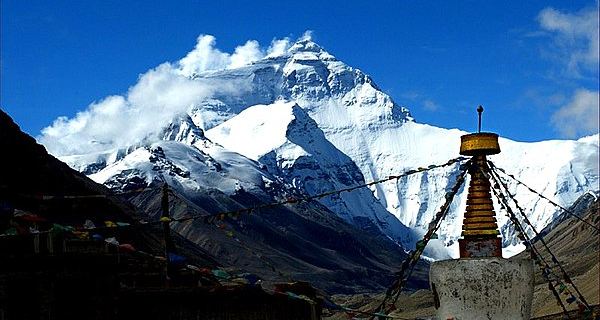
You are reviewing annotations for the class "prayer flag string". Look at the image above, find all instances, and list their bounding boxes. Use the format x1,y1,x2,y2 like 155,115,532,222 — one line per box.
488,164,592,313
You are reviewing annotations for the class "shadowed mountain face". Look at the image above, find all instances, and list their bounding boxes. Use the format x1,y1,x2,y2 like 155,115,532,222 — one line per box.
0,108,427,293
0,108,139,225
0,108,218,264
122,171,427,294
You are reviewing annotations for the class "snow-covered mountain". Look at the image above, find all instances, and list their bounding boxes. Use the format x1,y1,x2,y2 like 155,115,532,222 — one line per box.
45,35,599,259
205,101,414,244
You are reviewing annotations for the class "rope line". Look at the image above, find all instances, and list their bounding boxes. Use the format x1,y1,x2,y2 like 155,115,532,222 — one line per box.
339,306,413,319
187,204,293,282
166,157,466,306
3,156,595,317
368,161,470,318
170,157,467,224
490,177,571,317
486,167,572,317
0,157,467,239
2,159,466,203
488,164,592,311
1,187,157,200
490,162,599,232
2,157,470,316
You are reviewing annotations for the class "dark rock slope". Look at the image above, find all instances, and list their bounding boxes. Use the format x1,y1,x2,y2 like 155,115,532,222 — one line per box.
0,108,426,293
0,108,216,264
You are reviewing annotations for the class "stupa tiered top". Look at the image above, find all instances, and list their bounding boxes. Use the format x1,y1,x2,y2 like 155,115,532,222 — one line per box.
458,106,502,258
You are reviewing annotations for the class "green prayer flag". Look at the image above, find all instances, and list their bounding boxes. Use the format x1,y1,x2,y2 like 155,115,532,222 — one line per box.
212,269,230,279
51,223,68,236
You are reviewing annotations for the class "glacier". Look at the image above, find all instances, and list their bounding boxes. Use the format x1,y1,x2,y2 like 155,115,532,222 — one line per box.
43,36,599,260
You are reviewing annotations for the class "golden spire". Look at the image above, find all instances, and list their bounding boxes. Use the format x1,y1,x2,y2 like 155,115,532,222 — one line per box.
458,106,502,258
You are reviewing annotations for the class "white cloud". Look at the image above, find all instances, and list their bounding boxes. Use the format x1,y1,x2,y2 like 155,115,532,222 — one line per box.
551,89,599,138
400,91,421,101
300,30,314,41
266,38,292,58
39,34,296,156
536,6,599,139
422,99,439,111
177,35,230,76
40,63,247,156
400,92,441,112
229,40,263,69
538,5,599,76
177,35,291,76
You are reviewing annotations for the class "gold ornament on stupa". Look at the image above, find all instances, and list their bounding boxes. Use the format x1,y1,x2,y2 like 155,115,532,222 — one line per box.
458,106,502,258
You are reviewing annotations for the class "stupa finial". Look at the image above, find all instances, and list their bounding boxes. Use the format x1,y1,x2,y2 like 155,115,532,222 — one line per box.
477,105,483,132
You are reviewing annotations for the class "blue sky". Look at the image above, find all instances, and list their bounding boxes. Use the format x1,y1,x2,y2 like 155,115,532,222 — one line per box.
1,0,598,142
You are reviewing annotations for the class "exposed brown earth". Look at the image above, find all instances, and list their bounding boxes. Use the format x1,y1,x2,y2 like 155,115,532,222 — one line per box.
525,200,599,318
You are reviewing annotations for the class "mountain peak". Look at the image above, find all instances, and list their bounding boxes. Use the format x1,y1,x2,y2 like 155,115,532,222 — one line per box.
288,38,324,53
286,37,336,61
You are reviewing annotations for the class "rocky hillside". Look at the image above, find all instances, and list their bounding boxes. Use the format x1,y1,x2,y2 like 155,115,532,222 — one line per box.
1,108,426,293
524,198,599,317
0,108,218,265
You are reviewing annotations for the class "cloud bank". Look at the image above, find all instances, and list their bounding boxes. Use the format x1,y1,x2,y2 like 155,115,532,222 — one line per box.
422,99,439,112
538,5,599,138
538,5,599,76
39,35,294,156
178,35,292,76
551,89,599,138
